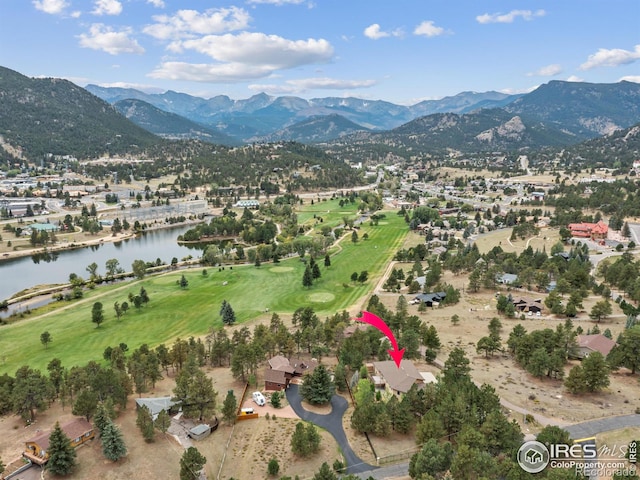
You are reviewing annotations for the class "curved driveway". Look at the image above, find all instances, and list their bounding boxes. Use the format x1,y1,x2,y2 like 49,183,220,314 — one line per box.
286,384,377,474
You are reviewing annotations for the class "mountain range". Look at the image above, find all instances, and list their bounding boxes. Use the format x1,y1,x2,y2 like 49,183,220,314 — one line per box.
1,64,640,161
87,80,640,148
85,84,519,142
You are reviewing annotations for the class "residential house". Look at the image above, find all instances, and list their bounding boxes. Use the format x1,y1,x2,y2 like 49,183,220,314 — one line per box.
575,334,617,359
512,297,543,313
342,323,370,338
24,418,94,465
413,292,446,307
496,273,519,286
531,191,545,201
371,360,428,396
568,221,609,240
135,396,179,420
264,355,318,391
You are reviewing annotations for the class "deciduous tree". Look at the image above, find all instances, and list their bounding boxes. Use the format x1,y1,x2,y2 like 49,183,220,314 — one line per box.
92,301,104,328
132,259,146,279
40,331,52,349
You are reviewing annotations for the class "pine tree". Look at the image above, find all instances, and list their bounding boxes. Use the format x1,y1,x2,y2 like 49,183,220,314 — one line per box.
312,462,337,480
46,422,77,476
222,389,238,425
300,365,335,405
312,262,321,279
180,447,207,480
101,420,127,462
220,300,236,326
136,404,155,442
302,265,313,288
179,274,189,289
324,254,331,267
291,422,310,456
155,409,171,434
270,391,282,408
94,403,111,435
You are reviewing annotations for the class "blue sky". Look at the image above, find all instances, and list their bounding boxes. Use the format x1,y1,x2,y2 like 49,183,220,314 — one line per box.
1,0,639,104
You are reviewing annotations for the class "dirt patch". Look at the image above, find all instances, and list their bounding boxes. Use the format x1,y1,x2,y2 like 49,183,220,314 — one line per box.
213,416,342,480
375,272,640,434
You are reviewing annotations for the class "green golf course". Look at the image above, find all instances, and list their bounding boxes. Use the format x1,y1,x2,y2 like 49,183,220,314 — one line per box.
0,211,407,375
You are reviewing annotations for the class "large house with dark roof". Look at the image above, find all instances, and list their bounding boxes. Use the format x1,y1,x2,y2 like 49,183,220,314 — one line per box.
264,355,318,391
371,359,430,396
24,418,94,465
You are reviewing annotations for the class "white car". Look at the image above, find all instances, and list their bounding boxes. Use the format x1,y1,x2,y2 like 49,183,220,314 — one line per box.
252,391,266,406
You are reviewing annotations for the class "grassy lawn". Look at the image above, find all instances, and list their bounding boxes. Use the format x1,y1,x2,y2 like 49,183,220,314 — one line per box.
474,227,561,255
295,198,361,231
0,212,407,374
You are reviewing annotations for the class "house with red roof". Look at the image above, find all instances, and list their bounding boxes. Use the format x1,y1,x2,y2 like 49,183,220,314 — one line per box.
568,221,609,240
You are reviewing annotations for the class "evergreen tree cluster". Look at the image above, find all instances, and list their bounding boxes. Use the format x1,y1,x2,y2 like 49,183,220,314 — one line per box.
290,421,321,457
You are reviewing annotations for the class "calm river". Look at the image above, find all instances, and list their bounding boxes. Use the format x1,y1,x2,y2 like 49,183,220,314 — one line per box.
0,225,203,301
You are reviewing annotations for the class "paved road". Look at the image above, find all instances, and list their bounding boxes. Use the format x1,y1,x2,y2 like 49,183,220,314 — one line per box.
285,384,377,475
565,414,640,441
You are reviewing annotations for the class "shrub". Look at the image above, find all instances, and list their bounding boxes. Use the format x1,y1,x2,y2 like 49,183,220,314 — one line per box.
267,458,280,476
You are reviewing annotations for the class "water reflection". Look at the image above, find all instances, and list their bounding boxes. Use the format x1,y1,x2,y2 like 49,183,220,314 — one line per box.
0,225,201,300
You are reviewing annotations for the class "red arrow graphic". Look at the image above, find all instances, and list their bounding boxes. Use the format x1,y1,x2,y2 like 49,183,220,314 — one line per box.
357,311,405,368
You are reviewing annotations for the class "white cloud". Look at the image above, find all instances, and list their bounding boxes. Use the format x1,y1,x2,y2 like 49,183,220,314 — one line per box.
33,0,68,15
180,32,333,67
147,0,165,7
363,24,402,40
78,24,145,55
476,9,545,24
580,45,640,70
364,24,388,40
92,0,122,16
143,7,250,40
566,75,584,82
413,20,446,37
149,62,275,82
249,77,377,94
150,32,333,83
526,64,562,77
71,10,81,18
620,76,640,84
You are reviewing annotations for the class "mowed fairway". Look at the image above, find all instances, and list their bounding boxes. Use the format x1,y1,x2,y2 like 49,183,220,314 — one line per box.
0,212,407,374
295,198,360,229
